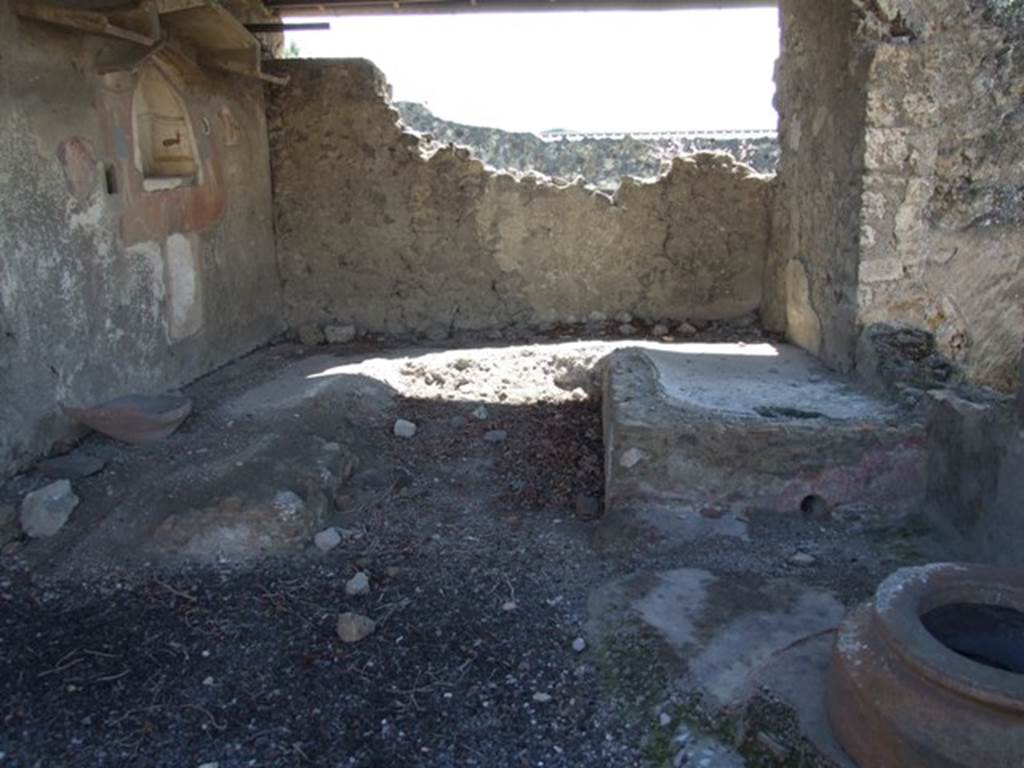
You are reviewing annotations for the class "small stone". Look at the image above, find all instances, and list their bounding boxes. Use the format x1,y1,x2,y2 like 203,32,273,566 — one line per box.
20,480,79,538
449,415,468,429
385,566,401,578
336,612,376,643
314,527,342,552
572,637,587,653
472,405,489,421
789,552,816,566
618,323,637,336
532,692,553,703
298,324,325,347
652,324,670,337
202,676,214,686
484,430,507,444
676,322,698,338
324,324,357,344
345,571,370,596
659,712,672,727
699,507,725,520
587,311,607,323
619,448,647,469
616,312,633,324
501,600,517,612
393,419,417,438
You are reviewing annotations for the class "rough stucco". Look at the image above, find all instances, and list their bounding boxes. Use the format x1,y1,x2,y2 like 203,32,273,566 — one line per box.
770,0,1024,391
0,0,283,477
766,0,871,370
856,0,1024,391
267,59,773,337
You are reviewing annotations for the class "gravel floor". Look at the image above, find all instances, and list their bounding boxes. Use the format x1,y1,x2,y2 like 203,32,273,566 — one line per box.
0,322,938,768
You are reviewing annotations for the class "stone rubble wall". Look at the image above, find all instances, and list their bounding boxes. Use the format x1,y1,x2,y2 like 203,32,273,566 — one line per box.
395,101,779,192
856,0,1024,391
771,0,1024,392
267,59,774,338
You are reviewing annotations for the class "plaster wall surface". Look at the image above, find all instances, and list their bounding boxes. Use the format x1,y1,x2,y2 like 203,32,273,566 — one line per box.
766,0,871,370
267,59,773,337
771,0,1024,392
856,0,1024,392
0,1,283,477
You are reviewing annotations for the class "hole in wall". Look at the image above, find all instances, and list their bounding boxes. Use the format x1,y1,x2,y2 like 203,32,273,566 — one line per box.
921,602,1024,674
800,494,830,519
104,163,118,195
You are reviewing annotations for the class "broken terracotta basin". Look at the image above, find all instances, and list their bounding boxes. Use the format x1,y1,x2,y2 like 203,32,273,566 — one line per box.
64,394,192,444
829,563,1024,767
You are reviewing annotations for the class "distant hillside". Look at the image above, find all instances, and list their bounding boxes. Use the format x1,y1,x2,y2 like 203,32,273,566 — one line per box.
395,101,778,191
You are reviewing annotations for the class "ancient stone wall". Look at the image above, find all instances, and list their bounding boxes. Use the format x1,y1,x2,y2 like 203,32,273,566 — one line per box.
856,0,1024,391
0,1,283,477
771,0,1024,391
766,0,872,371
267,59,773,339
396,101,779,191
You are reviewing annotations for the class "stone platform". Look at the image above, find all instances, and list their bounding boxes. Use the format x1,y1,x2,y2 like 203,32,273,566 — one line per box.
603,343,926,517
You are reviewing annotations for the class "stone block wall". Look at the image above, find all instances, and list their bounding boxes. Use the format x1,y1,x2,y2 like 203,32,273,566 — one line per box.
0,1,283,476
267,59,774,338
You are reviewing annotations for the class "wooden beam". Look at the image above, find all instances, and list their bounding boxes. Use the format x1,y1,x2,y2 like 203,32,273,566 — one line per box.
14,1,158,46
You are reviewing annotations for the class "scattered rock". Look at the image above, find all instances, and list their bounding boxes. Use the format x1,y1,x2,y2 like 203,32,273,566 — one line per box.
393,419,417,438
699,506,726,520
501,600,517,612
572,637,587,653
336,612,376,643
19,480,79,538
652,324,670,337
574,494,601,521
484,430,508,444
789,552,816,566
298,324,325,347
0,505,19,547
324,324,357,344
676,322,698,338
385,566,401,579
799,494,832,520
35,453,107,480
616,312,633,324
314,527,342,552
345,571,370,596
619,448,648,469
618,323,637,336
532,692,553,703
659,712,673,727
472,405,489,421
449,415,468,429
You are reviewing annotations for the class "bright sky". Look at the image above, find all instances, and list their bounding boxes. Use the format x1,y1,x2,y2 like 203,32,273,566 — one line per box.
285,8,780,134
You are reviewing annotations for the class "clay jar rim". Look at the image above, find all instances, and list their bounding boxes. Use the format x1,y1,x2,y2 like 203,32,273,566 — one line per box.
871,562,1024,713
